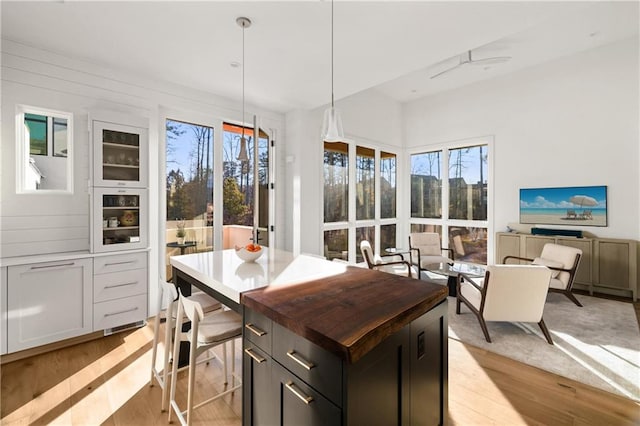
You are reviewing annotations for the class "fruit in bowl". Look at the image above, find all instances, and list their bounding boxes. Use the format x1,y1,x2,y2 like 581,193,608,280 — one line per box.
235,243,263,262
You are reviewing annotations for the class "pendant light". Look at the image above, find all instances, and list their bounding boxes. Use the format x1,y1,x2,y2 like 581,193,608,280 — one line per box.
320,0,344,142
237,17,251,162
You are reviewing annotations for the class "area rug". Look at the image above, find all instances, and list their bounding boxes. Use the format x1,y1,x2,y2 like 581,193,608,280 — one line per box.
447,292,640,401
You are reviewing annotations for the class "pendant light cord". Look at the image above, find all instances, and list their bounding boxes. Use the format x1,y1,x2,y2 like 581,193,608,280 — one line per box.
331,0,335,108
242,21,246,143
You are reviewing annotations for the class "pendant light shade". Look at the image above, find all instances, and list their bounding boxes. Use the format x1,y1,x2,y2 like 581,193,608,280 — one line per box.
237,16,251,162
321,0,344,142
321,106,344,142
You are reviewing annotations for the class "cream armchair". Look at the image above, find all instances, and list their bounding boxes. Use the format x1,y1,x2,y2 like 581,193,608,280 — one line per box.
408,232,454,278
504,243,583,307
456,264,554,344
360,240,414,278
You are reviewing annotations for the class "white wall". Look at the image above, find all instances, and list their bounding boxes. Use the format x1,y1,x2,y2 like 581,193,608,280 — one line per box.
403,37,639,242
0,39,285,315
283,89,404,255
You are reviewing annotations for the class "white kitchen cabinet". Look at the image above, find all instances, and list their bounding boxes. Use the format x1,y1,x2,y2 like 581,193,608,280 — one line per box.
92,120,148,188
93,252,148,333
1,266,7,355
7,259,92,352
92,187,148,253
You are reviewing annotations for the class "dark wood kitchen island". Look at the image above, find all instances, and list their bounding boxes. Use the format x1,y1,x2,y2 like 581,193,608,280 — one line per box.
241,261,448,426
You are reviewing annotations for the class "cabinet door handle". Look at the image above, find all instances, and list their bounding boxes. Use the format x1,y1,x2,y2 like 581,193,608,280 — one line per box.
104,307,138,317
244,348,266,363
31,262,75,270
104,281,138,289
286,350,315,370
104,260,136,267
245,323,266,337
285,381,314,404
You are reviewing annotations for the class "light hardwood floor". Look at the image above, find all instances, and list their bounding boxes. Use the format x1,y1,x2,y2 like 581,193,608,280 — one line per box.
2,310,639,425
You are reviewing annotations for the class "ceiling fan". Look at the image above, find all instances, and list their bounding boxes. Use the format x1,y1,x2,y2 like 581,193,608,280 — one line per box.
430,49,511,79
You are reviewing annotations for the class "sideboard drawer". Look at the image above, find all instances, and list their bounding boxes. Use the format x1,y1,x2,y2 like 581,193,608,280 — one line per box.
94,268,147,303
272,322,342,406
93,293,147,331
94,252,147,275
244,309,272,353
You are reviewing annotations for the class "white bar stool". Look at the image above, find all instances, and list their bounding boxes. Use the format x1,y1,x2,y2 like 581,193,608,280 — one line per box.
150,280,221,411
168,288,242,426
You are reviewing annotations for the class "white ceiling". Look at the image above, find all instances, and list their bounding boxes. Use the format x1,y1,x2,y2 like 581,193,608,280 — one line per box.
2,1,638,113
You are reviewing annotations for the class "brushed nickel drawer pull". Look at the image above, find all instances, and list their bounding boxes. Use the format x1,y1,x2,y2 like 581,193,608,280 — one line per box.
31,262,75,270
104,307,138,317
285,381,314,404
244,348,266,363
104,260,136,266
245,323,266,337
104,281,137,289
286,350,315,370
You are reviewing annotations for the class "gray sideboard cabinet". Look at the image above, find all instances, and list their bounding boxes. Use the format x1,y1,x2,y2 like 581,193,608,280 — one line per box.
496,232,637,301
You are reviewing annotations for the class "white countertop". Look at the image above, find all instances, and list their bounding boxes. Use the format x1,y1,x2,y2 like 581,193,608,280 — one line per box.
169,248,349,304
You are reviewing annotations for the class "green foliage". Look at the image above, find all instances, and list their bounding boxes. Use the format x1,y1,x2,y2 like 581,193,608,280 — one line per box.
223,177,250,225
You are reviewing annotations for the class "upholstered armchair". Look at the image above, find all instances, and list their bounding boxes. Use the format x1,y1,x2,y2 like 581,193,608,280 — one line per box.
456,264,554,344
408,232,454,278
503,243,583,307
360,240,414,278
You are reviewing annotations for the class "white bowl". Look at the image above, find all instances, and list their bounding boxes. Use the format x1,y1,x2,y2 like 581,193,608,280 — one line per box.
235,246,263,262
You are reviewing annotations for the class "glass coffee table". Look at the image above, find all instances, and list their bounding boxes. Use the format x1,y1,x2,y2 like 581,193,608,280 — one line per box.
423,262,486,297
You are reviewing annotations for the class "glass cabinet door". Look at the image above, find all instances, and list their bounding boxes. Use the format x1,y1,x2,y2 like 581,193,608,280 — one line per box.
93,121,148,188
93,188,148,252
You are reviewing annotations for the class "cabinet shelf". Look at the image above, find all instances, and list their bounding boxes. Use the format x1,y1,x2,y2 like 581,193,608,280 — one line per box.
103,226,139,231
103,206,140,210
103,163,140,169
103,142,139,150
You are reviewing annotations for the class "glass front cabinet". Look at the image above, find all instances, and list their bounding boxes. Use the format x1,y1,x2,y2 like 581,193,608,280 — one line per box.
93,120,148,188
93,187,148,253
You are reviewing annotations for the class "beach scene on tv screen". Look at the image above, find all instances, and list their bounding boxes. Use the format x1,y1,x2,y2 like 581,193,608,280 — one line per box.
520,186,607,227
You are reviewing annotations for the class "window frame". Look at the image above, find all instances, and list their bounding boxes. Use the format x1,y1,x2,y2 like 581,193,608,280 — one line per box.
15,105,74,194
323,139,402,263
406,136,493,265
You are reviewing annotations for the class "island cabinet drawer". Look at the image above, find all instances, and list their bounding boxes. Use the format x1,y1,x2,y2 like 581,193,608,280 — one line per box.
273,362,342,426
272,322,343,406
244,309,272,353
93,293,147,331
94,252,147,275
94,269,147,303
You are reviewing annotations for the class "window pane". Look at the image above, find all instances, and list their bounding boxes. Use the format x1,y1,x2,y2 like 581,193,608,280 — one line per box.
448,226,487,264
411,151,442,218
355,226,375,264
223,123,254,227
166,119,214,278
324,142,349,223
25,113,47,156
53,118,68,157
324,229,348,261
356,146,375,220
380,152,396,219
449,145,488,220
380,224,396,252
410,223,442,235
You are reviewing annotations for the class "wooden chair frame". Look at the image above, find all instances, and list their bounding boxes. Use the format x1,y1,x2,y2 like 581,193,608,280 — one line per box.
456,271,553,344
361,241,413,278
408,234,454,278
503,252,583,307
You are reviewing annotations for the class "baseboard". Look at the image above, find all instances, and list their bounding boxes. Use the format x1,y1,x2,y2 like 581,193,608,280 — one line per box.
1,331,104,365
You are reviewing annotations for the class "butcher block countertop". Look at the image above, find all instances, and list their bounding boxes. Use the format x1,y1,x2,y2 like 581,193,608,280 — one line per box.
241,265,448,364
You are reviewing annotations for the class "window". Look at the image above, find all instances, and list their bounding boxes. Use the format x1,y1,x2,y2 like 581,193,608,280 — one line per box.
323,141,399,262
410,139,490,264
16,105,73,193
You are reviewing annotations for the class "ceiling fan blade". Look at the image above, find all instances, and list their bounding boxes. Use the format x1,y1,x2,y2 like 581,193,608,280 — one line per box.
430,62,465,79
469,56,511,66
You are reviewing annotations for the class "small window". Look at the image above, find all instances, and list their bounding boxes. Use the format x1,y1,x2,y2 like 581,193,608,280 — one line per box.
16,105,73,193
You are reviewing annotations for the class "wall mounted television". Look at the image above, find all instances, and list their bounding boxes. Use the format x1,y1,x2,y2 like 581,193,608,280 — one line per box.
519,185,607,227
